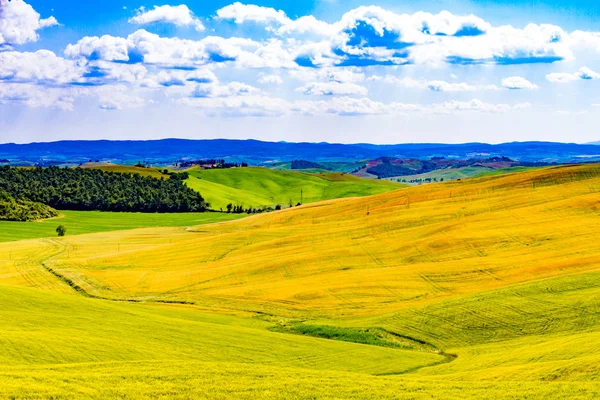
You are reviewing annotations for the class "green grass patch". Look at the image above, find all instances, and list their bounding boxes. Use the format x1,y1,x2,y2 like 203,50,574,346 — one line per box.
185,167,400,210
0,211,245,242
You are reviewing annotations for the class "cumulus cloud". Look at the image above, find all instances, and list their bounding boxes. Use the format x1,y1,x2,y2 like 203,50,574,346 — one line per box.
65,29,295,69
63,5,600,73
217,3,288,25
501,76,538,90
546,67,600,83
0,0,58,46
65,35,130,62
129,5,204,32
297,81,368,96
217,4,573,67
368,75,500,92
0,50,83,84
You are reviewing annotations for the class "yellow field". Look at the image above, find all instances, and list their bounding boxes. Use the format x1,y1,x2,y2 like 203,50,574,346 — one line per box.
2,163,600,398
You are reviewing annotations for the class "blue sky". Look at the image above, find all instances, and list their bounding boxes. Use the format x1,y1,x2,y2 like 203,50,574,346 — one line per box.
2,0,600,144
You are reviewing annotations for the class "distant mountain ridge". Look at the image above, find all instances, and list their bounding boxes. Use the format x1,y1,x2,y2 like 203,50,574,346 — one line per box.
1,139,600,165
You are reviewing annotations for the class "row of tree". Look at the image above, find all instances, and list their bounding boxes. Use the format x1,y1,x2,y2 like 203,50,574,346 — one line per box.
0,166,207,213
177,159,249,169
225,203,289,214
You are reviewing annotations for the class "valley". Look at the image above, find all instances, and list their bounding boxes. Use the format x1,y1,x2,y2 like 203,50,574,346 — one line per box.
1,163,600,398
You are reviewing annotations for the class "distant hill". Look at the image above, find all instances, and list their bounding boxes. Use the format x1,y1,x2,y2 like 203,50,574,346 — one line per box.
291,160,331,171
2,139,600,166
360,156,548,179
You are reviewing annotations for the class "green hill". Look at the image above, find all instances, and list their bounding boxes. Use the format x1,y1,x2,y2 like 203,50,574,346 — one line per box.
184,167,401,210
0,192,58,222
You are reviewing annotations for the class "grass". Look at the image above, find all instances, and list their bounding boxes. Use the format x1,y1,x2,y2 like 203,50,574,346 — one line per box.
0,210,244,242
184,167,400,209
2,163,600,397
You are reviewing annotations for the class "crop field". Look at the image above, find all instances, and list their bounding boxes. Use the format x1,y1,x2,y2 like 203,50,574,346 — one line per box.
2,163,600,398
184,167,400,209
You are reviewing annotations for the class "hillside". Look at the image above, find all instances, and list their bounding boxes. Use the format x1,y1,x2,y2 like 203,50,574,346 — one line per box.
0,192,58,221
184,167,400,210
0,166,206,212
2,164,600,397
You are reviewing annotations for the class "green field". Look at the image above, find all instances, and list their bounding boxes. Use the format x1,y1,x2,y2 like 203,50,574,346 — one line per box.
3,164,600,398
0,211,244,242
184,167,400,210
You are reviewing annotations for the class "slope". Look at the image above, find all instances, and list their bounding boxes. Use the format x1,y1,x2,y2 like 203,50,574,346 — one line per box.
3,163,600,396
26,163,600,316
184,167,400,209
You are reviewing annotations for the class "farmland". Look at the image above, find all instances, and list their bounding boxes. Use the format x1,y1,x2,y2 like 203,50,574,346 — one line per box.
1,163,600,398
0,211,244,242
184,167,400,209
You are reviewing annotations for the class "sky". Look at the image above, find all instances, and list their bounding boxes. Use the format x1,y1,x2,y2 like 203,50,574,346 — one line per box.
2,0,600,144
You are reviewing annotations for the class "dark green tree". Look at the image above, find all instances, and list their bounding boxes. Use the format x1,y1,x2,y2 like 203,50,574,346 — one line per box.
56,225,67,237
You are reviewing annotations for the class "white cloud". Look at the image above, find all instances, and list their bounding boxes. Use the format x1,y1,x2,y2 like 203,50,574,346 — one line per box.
216,2,288,25
0,0,58,46
288,67,365,83
0,50,83,84
297,82,368,96
217,4,572,67
66,30,295,69
501,76,539,90
546,67,600,83
178,91,531,118
0,83,82,111
129,5,204,32
140,68,216,88
179,95,289,117
65,35,130,62
98,90,145,110
258,73,283,85
368,75,500,92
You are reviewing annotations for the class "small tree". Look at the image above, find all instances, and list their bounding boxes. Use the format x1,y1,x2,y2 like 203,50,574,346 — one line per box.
56,225,67,237
226,203,233,213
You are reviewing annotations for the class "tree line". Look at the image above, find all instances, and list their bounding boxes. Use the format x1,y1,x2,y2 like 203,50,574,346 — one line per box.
0,166,207,213
177,159,249,169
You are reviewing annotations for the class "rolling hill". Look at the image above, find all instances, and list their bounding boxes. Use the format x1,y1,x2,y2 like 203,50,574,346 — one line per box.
184,167,401,210
2,164,600,397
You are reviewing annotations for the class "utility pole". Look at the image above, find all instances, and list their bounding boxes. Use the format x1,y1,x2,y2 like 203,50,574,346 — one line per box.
300,188,303,204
